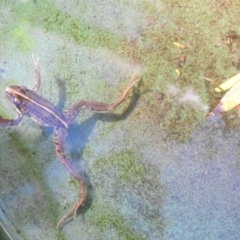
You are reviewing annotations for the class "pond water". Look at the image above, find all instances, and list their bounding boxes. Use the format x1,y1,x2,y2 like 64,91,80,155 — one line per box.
0,1,240,239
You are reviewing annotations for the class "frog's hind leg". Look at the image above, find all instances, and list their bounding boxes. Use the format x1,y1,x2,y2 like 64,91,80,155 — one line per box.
53,127,86,229
63,73,139,124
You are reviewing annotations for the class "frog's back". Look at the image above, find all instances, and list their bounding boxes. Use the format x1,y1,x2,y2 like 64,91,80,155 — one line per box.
22,88,68,128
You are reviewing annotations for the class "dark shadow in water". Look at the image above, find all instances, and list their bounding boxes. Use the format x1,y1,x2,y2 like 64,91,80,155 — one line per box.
44,77,141,227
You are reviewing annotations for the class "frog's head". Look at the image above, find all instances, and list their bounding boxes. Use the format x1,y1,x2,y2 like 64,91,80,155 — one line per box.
5,86,28,112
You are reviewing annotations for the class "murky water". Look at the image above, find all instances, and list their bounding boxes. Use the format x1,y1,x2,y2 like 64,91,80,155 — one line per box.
0,1,240,239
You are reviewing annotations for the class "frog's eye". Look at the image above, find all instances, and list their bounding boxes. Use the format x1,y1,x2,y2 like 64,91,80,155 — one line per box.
13,97,20,104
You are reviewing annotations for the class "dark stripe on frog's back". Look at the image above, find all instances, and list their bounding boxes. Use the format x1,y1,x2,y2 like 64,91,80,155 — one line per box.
24,89,67,128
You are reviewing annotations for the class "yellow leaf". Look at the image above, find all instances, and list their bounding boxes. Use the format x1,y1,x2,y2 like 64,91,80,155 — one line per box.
175,68,181,76
173,42,185,49
215,73,240,92
219,82,240,112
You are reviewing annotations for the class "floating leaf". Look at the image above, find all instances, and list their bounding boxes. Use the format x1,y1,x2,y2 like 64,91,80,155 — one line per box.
215,73,240,92
217,82,240,112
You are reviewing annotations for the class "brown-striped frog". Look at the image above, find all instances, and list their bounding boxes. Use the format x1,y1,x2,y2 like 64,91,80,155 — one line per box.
0,56,139,228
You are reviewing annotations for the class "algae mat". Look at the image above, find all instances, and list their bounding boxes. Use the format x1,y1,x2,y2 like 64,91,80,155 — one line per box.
0,0,240,239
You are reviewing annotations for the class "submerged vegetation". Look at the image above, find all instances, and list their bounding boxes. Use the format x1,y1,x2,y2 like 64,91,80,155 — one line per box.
121,0,240,140
2,1,240,140
1,0,240,239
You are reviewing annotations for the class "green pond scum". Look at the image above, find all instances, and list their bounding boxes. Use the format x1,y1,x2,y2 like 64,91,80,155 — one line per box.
1,0,240,239
1,0,240,141
90,150,166,238
0,127,74,240
93,151,144,182
1,0,121,52
6,132,59,227
88,200,143,240
13,22,34,52
120,0,240,140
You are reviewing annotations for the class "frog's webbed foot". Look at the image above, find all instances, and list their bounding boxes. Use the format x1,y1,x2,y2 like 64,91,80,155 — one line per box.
63,72,139,123
53,127,86,229
109,71,139,110
56,193,84,229
32,54,41,92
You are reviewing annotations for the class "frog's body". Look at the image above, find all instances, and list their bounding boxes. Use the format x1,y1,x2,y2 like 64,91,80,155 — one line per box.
5,85,68,127
0,56,139,228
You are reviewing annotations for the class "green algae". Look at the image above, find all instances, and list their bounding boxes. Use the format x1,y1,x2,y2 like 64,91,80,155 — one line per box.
1,0,239,239
1,0,239,142
88,200,143,240
120,0,240,141
89,150,166,238
0,128,68,240
0,1,122,52
13,22,34,52
94,151,143,182
6,131,59,227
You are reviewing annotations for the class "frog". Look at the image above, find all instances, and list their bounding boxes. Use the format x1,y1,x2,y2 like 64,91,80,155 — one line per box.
0,55,139,228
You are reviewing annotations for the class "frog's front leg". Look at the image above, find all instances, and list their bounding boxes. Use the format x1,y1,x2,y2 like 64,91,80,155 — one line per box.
31,54,41,92
0,113,23,127
53,126,85,229
64,74,139,123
